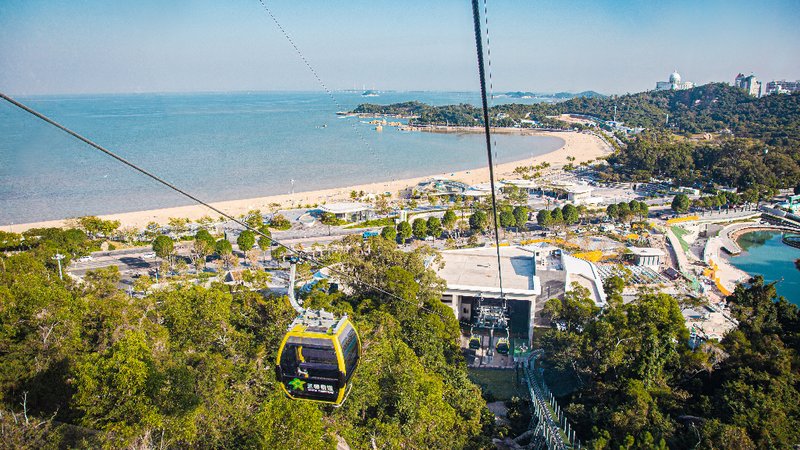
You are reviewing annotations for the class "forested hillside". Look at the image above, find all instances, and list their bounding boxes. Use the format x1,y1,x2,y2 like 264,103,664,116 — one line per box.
354,84,799,139
540,276,800,449
0,230,490,449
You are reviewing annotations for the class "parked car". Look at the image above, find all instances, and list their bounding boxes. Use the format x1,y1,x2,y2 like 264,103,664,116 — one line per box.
142,252,157,259
76,255,93,262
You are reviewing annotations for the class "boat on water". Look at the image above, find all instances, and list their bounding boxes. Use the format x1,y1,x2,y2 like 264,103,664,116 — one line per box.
361,90,379,97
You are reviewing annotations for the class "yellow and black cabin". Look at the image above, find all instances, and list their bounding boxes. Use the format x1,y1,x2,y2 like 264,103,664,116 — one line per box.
275,310,361,406
468,334,481,349
495,337,510,355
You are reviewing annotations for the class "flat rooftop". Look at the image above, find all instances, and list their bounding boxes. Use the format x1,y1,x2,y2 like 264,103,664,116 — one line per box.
565,184,594,194
503,179,539,189
437,246,540,297
319,202,373,214
462,189,490,197
627,246,666,257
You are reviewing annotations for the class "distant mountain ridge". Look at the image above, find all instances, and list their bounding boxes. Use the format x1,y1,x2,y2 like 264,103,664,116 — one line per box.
502,90,606,99
352,83,799,141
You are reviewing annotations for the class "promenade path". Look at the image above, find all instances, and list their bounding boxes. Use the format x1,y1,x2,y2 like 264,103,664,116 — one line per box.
664,227,690,274
704,220,799,293
521,350,579,450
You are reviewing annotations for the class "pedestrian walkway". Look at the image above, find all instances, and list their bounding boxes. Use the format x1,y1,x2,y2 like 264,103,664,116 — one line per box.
520,350,582,450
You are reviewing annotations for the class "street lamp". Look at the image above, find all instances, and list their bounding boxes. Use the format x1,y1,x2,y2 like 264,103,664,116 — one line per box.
52,253,65,280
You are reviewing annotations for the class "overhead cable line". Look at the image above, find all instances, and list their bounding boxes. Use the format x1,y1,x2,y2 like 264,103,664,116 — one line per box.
471,0,505,297
482,0,502,240
255,0,383,172
0,92,445,318
483,0,495,105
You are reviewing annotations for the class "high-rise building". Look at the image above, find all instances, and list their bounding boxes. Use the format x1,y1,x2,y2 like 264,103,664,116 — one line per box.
765,80,800,95
655,71,695,91
734,73,762,97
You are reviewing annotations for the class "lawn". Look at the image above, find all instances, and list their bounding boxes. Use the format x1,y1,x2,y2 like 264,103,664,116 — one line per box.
345,217,396,229
468,368,527,401
671,226,691,253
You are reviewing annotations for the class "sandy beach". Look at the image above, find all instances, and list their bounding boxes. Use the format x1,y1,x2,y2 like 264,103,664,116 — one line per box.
6,130,611,232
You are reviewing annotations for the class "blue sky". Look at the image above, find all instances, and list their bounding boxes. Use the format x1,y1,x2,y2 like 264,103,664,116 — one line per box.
1,0,798,95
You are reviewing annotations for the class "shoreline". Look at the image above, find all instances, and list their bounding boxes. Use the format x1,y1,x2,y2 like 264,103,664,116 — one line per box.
5,130,611,232
715,226,784,294
402,125,573,135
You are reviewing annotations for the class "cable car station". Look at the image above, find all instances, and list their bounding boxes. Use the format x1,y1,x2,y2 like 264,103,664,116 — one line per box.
436,244,606,368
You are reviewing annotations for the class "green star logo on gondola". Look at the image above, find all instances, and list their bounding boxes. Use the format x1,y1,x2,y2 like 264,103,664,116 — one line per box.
288,378,306,391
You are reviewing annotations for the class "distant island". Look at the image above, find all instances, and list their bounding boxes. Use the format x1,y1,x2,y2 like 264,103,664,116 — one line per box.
351,83,800,197
500,90,606,99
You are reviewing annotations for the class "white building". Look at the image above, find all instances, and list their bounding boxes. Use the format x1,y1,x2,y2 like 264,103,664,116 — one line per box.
765,80,800,95
656,71,695,91
565,184,598,205
463,182,501,200
734,73,762,97
627,246,665,267
318,202,374,222
436,245,606,346
502,179,539,196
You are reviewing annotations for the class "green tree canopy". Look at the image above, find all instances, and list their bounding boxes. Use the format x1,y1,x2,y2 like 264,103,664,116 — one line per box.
426,216,443,238
542,283,599,332
412,218,428,240
77,216,121,237
617,201,632,222
236,230,256,253
152,235,175,260
513,206,529,229
215,238,233,256
195,229,215,247
551,207,564,224
562,203,579,225
469,210,488,232
268,214,291,230
606,203,619,219
536,209,552,228
499,209,516,228
381,225,397,241
257,225,272,250
636,201,649,218
244,210,263,229
396,221,412,242
0,230,23,250
320,212,340,226
442,210,457,230
671,193,690,213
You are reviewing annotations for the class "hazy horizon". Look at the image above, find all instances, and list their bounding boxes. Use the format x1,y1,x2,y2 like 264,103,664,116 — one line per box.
2,0,799,96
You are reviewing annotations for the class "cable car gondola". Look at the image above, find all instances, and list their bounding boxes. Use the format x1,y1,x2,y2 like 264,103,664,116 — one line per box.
276,309,361,406
495,337,510,355
469,334,481,349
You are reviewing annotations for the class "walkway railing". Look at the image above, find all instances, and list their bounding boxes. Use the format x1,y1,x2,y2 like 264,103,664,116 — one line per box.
521,350,581,449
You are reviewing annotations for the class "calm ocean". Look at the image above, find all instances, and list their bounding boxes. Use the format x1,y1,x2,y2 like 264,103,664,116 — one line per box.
0,91,562,224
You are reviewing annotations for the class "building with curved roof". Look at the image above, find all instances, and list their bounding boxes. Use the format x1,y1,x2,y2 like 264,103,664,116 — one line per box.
656,70,695,91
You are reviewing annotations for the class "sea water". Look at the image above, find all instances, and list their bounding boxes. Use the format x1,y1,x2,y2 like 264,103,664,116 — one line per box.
0,91,563,224
728,231,800,305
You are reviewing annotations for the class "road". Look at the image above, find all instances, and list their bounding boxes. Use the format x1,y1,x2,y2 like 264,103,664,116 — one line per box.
69,249,160,277
67,222,373,283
